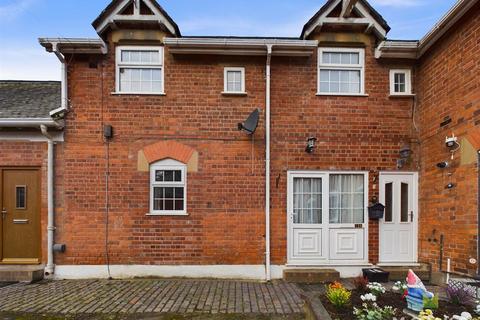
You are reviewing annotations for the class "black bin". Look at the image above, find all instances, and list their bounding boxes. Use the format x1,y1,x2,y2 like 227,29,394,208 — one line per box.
362,268,390,283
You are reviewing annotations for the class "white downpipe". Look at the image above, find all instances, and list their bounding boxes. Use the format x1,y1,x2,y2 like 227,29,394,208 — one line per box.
41,125,55,275
52,43,68,114
446,258,451,284
265,44,272,281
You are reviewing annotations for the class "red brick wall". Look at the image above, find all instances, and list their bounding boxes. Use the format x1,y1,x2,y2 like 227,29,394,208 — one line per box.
269,37,417,265
56,40,267,265
416,3,480,275
55,31,417,266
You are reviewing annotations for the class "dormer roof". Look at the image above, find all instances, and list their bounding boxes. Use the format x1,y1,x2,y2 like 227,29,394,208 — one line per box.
301,0,390,40
92,0,181,39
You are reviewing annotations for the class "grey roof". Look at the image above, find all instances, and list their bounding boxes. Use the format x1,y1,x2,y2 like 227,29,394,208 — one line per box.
0,81,60,119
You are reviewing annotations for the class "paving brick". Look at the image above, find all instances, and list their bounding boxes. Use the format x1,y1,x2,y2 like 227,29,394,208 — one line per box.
0,279,304,315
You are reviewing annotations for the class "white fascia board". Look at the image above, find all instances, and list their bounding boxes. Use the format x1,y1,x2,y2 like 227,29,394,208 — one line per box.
164,38,318,47
0,118,63,128
375,41,419,59
164,38,318,56
39,38,107,54
0,131,64,143
418,0,479,57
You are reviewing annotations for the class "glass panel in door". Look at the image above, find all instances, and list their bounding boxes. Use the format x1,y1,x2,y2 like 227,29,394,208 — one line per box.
400,182,409,222
329,174,364,224
293,177,322,224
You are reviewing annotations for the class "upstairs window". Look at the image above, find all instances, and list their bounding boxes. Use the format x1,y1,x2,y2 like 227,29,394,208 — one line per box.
390,69,412,95
116,46,164,94
318,48,365,95
223,67,246,94
150,159,186,215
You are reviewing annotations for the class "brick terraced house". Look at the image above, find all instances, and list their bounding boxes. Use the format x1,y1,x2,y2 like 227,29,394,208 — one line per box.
0,0,479,281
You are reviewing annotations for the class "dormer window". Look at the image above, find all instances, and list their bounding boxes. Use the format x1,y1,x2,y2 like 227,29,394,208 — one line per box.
115,46,164,94
318,48,365,96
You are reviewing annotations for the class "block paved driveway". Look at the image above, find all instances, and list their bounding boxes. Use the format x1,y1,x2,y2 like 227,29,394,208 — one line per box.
0,279,304,317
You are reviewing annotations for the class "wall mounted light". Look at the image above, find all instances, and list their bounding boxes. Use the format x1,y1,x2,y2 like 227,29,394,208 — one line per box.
305,137,317,153
397,144,412,169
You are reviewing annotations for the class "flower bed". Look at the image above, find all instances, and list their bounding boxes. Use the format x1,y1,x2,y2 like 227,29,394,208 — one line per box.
320,280,477,319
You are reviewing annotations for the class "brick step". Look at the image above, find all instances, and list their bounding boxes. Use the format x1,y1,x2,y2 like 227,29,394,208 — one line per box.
0,265,44,283
284,268,340,284
381,264,431,282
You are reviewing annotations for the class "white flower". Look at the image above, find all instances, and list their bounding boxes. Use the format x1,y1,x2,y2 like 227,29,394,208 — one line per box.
461,312,472,320
360,293,377,302
452,312,472,320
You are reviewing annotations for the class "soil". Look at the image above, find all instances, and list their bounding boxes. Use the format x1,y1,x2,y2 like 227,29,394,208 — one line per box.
320,289,475,319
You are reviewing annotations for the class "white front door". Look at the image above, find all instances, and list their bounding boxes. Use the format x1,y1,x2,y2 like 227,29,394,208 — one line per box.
287,173,328,264
287,172,368,265
379,172,418,264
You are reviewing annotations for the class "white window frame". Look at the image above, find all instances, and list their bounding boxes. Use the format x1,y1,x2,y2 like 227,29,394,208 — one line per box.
223,67,246,94
115,45,165,95
149,159,187,216
389,69,412,96
317,47,366,96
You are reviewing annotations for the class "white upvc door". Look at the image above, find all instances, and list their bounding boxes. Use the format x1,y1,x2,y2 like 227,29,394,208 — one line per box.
287,173,328,264
287,171,368,265
379,172,418,264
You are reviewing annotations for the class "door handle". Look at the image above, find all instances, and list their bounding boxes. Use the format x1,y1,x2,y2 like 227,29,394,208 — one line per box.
1,208,6,220
410,211,414,222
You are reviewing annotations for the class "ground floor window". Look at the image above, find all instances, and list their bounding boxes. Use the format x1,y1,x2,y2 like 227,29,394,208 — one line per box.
150,159,186,215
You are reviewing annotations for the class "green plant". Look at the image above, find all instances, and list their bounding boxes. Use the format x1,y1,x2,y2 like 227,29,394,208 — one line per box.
325,283,351,308
353,303,396,320
423,295,439,310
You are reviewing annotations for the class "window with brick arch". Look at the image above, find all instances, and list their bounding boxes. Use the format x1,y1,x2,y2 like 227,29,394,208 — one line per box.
149,159,187,215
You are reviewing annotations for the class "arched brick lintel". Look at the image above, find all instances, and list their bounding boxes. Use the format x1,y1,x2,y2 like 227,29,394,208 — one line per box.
142,141,196,164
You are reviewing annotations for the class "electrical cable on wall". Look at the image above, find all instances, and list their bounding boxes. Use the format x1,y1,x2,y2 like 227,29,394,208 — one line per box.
100,60,112,280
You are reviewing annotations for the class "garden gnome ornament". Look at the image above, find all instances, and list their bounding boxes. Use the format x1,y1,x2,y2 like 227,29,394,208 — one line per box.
405,269,434,312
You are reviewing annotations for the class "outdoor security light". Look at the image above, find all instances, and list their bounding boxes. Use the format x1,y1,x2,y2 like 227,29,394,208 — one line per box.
397,144,412,169
306,137,317,153
399,144,412,159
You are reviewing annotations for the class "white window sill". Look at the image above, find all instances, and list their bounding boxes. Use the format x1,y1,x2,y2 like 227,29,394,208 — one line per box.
146,212,189,216
316,93,369,97
221,92,248,96
111,92,166,96
389,93,416,98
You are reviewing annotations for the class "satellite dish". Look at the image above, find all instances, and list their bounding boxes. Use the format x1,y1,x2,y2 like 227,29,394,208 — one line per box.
238,108,260,135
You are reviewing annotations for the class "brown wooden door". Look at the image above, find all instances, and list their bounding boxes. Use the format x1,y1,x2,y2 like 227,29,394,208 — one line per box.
1,168,41,264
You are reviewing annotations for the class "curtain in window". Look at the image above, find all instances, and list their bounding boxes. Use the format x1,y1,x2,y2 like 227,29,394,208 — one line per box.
293,178,322,224
329,174,364,224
